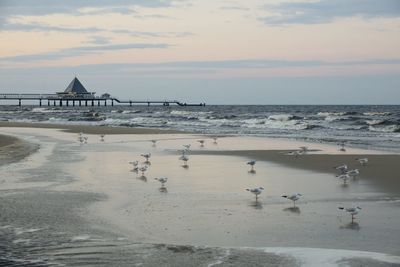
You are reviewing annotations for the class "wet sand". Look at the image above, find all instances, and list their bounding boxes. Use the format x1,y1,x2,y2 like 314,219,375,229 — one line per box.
0,134,39,166
192,150,400,193
0,121,184,134
1,126,400,266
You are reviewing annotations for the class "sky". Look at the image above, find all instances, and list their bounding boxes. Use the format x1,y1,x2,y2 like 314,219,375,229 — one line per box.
0,0,399,104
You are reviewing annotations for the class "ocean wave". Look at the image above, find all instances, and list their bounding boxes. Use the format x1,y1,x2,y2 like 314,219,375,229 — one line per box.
268,114,302,121
363,112,392,116
369,125,400,133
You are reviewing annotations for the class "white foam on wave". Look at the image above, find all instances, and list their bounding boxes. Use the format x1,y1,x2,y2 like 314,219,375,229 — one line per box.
71,234,91,242
261,247,400,267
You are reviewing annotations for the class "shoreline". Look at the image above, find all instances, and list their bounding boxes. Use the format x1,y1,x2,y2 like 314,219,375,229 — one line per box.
0,133,39,166
0,121,186,135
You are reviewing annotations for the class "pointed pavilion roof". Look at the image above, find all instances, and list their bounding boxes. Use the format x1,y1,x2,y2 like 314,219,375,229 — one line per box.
64,77,89,94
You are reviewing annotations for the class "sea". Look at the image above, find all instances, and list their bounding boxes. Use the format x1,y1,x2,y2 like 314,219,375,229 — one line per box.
1,105,399,152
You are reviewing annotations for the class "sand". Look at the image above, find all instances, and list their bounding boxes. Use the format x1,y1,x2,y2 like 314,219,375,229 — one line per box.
0,133,39,166
1,124,400,265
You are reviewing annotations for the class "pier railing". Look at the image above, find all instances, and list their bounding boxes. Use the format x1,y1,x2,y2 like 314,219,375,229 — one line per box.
0,93,205,107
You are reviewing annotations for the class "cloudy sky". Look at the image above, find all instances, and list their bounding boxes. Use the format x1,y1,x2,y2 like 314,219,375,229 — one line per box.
0,0,399,104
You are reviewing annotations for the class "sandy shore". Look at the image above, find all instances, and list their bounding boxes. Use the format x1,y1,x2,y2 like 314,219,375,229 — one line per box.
0,121,184,134
0,133,39,166
1,126,400,265
192,150,400,193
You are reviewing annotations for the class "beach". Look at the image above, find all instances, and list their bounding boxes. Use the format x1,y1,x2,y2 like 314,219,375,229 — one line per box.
1,123,400,266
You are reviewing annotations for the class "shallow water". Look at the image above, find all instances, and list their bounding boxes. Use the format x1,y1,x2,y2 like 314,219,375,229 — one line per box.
1,129,400,266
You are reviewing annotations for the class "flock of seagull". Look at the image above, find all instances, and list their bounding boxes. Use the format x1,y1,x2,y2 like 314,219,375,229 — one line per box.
77,132,368,224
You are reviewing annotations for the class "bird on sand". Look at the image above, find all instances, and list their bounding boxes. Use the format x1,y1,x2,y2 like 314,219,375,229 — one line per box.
246,187,264,201
282,193,302,207
338,206,361,223
247,160,256,172
141,153,151,163
356,158,368,166
334,164,348,174
155,177,168,187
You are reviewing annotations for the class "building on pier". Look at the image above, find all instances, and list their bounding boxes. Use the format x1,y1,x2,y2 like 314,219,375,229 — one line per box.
57,77,95,98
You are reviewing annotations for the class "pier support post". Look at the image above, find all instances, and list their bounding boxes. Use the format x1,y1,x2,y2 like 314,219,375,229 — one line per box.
53,101,56,106
47,100,50,106
91,100,94,106
97,101,100,106
39,99,42,106
79,101,81,107
85,101,87,106
18,99,21,106
73,101,75,107
104,100,107,106
59,100,62,106
66,101,69,107
111,100,114,106
130,101,132,107
147,102,150,106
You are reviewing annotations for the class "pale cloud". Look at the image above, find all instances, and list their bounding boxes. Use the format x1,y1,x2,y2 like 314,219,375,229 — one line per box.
262,0,400,25
0,43,170,62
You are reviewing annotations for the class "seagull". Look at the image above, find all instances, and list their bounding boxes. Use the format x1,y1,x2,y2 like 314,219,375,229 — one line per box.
346,169,360,178
247,160,256,171
155,177,168,187
338,142,346,152
338,206,361,223
180,155,189,167
299,146,309,153
212,137,218,144
337,174,351,184
183,144,191,150
282,193,302,207
356,158,368,166
287,150,302,157
151,140,157,146
83,136,88,144
139,166,148,176
246,187,264,201
129,160,139,171
141,153,151,163
198,140,205,147
100,134,105,142
334,164,348,174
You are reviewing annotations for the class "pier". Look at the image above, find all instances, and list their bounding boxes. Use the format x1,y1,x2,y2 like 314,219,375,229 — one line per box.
0,77,205,107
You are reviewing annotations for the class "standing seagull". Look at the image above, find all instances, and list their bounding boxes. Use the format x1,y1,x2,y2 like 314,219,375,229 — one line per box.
338,206,361,223
247,160,256,172
334,164,348,174
141,153,151,163
129,160,139,172
155,177,168,187
246,187,264,201
346,169,360,178
100,134,105,142
151,140,157,146
198,140,205,147
179,155,189,167
282,193,302,207
212,137,218,144
139,166,148,177
338,142,346,152
299,146,309,153
356,158,368,166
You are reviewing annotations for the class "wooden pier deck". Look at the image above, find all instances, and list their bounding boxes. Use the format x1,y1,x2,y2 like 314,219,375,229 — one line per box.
0,93,205,107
